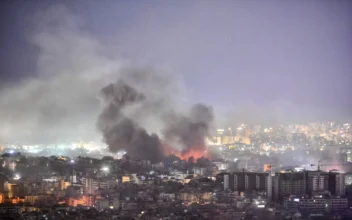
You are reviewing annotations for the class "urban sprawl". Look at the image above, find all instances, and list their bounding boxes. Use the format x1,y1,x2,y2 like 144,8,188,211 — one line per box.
0,122,352,219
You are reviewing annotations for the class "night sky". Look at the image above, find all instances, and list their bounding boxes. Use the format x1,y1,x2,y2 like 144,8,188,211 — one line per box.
0,0,352,143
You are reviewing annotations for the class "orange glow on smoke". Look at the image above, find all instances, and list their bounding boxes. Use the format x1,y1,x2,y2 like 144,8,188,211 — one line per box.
162,142,209,160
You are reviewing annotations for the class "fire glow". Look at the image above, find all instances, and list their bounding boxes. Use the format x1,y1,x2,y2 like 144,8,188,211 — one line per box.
162,142,209,161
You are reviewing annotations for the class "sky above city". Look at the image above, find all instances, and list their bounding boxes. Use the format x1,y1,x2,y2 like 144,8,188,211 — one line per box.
0,0,352,143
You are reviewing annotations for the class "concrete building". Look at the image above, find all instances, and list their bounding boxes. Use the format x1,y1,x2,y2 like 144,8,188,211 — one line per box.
328,197,348,213
222,172,269,196
328,171,346,196
278,172,306,199
96,198,110,210
345,172,352,185
283,196,347,214
84,178,99,194
266,173,273,201
306,171,329,194
4,182,19,199
273,171,345,200
335,173,345,196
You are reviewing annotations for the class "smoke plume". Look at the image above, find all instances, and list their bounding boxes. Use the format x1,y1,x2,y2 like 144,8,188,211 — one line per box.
163,103,214,154
96,79,164,162
96,72,214,162
0,4,216,161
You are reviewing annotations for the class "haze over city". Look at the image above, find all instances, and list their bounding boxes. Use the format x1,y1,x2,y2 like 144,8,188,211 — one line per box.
1,0,352,145
0,1,352,219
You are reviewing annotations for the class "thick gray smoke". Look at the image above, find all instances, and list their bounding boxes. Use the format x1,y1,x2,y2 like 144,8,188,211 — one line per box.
164,103,214,154
0,5,117,144
96,80,163,162
0,4,213,161
96,72,214,162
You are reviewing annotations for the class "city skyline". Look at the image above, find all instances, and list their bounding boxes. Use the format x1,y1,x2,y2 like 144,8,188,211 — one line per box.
1,1,352,218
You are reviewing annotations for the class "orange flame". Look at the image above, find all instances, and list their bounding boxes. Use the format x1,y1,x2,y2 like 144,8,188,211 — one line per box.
162,141,209,161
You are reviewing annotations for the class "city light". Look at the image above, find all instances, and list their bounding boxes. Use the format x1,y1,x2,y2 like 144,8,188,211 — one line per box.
13,173,21,180
0,2,350,218
101,166,109,172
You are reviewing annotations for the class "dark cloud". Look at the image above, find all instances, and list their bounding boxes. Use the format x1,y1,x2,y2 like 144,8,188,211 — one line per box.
0,5,186,146
96,79,164,162
163,103,214,154
0,4,214,161
96,74,214,161
1,1,351,152
0,5,114,144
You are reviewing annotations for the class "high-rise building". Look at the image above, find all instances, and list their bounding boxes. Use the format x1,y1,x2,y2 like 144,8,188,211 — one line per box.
70,169,77,184
222,170,345,202
266,173,273,201
84,178,99,194
272,171,345,200
224,173,230,190
222,172,269,195
278,172,306,198
284,196,347,214
328,171,345,196
306,171,329,194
